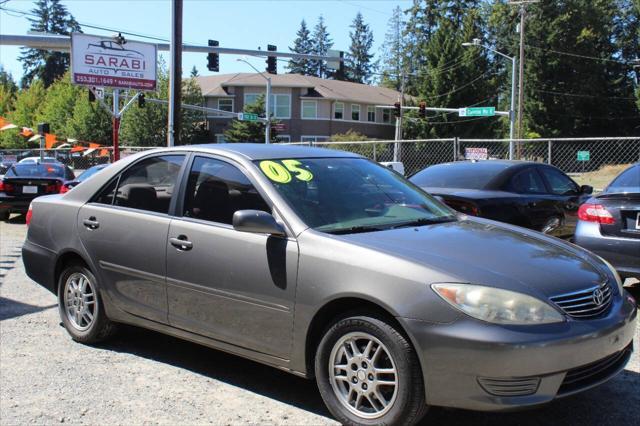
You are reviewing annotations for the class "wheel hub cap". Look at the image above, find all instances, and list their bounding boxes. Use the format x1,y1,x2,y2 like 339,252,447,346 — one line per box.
63,272,97,331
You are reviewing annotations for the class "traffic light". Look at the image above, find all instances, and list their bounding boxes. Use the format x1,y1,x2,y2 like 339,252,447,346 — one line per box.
138,93,146,108
88,88,95,103
419,101,426,118
266,44,277,74
207,40,219,72
393,102,401,117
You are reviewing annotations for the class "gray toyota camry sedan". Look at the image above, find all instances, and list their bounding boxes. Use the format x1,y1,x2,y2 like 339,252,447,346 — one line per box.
23,144,636,426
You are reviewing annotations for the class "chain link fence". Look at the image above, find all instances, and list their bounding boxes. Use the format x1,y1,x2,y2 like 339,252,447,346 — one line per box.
2,137,638,186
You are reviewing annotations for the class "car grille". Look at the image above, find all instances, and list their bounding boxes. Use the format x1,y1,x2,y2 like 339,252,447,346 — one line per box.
558,344,632,396
477,377,541,397
549,281,612,319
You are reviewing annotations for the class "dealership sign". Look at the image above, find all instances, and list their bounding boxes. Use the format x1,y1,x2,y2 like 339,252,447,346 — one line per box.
71,33,157,90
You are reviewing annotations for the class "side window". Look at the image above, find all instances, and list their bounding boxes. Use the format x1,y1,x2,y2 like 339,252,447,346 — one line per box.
183,157,270,225
94,179,118,205
540,167,579,195
510,169,546,194
111,155,184,213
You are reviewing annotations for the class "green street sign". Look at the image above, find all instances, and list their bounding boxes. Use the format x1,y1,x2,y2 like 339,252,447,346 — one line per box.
577,151,590,161
239,112,259,122
459,107,495,117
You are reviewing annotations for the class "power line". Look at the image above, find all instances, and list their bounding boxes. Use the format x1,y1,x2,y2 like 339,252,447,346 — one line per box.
526,44,633,65
535,88,637,101
425,70,495,100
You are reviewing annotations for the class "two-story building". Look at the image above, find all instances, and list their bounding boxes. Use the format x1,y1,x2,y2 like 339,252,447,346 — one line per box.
195,73,401,143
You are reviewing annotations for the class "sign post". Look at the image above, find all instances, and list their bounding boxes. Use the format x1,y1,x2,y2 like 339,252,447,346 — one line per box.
70,33,157,160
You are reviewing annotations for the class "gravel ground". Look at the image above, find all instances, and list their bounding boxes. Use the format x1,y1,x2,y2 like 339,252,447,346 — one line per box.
1,218,639,426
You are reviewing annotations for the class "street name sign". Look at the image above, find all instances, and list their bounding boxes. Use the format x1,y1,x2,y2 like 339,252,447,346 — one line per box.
239,113,259,122
577,151,590,161
459,107,495,117
71,33,157,90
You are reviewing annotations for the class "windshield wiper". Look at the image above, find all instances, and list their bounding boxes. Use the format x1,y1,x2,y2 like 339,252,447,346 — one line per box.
326,225,386,235
390,217,455,229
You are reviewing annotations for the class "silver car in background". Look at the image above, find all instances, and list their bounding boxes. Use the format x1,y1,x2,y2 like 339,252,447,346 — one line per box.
22,144,636,426
575,163,640,279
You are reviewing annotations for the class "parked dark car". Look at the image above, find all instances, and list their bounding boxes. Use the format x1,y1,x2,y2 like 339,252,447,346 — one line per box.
60,164,109,194
22,145,636,425
0,162,75,220
574,163,640,279
409,161,593,238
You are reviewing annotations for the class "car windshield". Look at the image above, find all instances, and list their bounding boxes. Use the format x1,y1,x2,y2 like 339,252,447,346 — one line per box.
410,162,510,189
254,157,456,234
6,164,66,178
604,165,639,194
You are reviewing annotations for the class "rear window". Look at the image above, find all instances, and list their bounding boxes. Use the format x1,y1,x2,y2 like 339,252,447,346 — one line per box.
410,162,510,189
605,165,640,194
5,164,68,178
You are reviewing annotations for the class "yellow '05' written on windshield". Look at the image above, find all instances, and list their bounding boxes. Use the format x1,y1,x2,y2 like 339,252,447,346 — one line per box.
259,160,313,183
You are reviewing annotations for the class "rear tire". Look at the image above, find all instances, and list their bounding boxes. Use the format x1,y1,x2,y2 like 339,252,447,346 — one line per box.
57,262,117,343
315,315,428,426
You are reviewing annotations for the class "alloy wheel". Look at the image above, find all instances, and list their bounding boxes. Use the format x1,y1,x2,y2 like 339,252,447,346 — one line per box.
328,332,398,419
63,272,97,331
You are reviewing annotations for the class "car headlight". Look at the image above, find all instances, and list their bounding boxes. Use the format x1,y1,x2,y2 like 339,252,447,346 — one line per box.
431,283,565,325
597,256,624,295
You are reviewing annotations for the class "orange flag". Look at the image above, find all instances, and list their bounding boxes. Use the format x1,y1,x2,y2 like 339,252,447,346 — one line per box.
99,149,110,157
44,133,57,149
20,127,34,137
89,142,101,149
70,146,85,153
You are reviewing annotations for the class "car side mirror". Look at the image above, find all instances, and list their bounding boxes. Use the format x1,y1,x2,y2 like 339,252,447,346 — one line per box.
580,185,593,195
233,210,286,236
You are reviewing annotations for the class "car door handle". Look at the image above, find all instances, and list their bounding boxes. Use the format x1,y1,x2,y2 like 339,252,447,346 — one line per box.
83,217,99,230
169,236,193,251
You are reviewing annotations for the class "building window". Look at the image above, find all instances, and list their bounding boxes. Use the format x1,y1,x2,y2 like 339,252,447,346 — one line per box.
218,99,233,112
351,104,360,121
215,134,227,143
244,93,291,119
301,100,317,119
334,102,344,119
382,109,391,123
276,135,291,143
301,136,329,143
367,106,375,122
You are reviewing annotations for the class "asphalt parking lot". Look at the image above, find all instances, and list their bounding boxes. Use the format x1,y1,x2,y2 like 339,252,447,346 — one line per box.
1,218,639,425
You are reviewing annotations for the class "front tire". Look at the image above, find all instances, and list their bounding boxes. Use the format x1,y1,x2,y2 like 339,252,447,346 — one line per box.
57,262,116,343
315,315,428,426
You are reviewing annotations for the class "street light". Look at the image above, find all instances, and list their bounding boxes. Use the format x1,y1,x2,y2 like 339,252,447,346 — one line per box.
463,40,517,160
236,58,272,144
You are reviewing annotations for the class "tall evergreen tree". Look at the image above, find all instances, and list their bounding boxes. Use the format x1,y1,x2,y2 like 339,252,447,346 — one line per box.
0,67,19,115
19,0,81,88
345,13,375,83
224,95,279,143
310,16,334,78
287,20,315,75
402,0,441,94
379,6,405,90
190,66,200,78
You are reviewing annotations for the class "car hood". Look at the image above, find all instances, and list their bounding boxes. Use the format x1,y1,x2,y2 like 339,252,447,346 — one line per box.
337,218,608,298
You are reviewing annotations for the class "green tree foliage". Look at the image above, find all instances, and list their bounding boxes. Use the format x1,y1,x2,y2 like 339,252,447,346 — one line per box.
19,0,81,88
310,16,334,78
488,0,639,137
0,79,46,148
66,93,113,145
0,67,19,115
379,6,405,90
223,95,279,143
345,13,375,83
402,0,441,94
288,20,315,75
35,72,81,137
190,66,200,78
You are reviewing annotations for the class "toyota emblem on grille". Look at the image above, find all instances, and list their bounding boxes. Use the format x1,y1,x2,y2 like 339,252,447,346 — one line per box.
592,288,605,306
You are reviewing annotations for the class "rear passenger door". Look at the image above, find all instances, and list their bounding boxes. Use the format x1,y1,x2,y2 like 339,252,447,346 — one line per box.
165,155,298,358
538,166,588,236
508,168,559,233
77,154,186,323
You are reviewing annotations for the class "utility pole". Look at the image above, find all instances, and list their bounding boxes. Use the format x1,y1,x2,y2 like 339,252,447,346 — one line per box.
237,58,272,144
168,0,183,147
510,0,539,158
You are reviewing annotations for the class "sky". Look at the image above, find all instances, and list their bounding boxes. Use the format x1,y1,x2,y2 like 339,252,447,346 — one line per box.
0,0,410,84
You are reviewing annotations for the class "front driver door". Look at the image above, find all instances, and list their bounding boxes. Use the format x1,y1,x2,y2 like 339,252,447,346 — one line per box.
166,155,298,359
77,154,186,323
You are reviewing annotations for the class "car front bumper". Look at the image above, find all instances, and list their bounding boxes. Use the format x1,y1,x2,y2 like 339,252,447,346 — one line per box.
399,291,637,411
574,221,640,279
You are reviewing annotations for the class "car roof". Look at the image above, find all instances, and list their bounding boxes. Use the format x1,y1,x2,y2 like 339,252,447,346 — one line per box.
168,143,362,161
